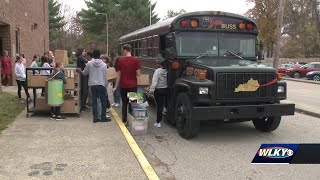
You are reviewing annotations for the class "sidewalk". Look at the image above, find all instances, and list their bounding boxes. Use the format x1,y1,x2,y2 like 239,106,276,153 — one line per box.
0,87,146,179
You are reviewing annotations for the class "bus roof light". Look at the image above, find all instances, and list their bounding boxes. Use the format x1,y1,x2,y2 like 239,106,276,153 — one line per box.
180,20,188,28
247,23,253,30
190,20,199,28
239,23,246,30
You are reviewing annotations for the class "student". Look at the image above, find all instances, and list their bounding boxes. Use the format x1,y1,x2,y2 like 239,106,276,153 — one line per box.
149,54,168,128
15,56,31,104
40,56,51,97
1,50,13,86
30,54,40,72
100,54,112,112
113,44,141,124
110,57,120,107
86,52,94,106
76,48,89,112
47,51,56,67
49,62,66,120
30,54,40,98
20,54,27,67
78,49,111,123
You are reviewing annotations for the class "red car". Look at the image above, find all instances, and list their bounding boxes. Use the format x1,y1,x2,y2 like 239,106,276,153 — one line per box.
286,62,320,78
278,64,294,75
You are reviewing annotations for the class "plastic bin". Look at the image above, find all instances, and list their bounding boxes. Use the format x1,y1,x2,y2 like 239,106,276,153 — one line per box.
131,108,147,117
128,114,148,136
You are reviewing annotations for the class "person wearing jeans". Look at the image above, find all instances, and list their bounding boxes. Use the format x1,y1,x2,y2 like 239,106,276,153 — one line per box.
112,86,121,107
91,85,108,122
15,56,31,103
113,44,141,123
78,49,111,123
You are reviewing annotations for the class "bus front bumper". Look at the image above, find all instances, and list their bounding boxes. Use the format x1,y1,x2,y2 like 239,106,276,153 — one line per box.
192,103,295,121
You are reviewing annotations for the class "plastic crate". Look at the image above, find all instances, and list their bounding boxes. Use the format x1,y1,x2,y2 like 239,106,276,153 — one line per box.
131,108,147,117
128,114,148,136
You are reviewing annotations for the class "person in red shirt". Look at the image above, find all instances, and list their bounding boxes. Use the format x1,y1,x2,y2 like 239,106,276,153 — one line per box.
1,50,13,86
113,44,141,123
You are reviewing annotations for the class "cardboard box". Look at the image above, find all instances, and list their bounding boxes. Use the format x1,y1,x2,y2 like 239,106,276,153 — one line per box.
137,74,149,86
64,78,75,90
107,67,117,80
36,98,50,111
54,50,69,65
61,97,76,113
28,75,48,87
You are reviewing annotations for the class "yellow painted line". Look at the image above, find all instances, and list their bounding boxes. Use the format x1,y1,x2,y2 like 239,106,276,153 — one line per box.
110,108,160,180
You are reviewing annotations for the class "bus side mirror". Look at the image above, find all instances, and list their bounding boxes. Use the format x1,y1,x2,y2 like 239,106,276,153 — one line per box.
164,34,176,59
165,34,176,48
258,51,264,60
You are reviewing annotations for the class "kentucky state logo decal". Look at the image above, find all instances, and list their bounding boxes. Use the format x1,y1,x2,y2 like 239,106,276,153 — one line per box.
234,78,260,92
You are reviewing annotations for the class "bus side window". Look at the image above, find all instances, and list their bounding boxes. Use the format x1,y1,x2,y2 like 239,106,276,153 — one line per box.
147,37,153,57
134,41,139,56
160,36,166,51
153,36,160,57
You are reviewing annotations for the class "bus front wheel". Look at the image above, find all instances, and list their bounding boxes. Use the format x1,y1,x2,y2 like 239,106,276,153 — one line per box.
175,93,200,139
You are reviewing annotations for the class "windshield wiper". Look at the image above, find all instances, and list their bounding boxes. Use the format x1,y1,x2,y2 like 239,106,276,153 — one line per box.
225,50,243,59
196,53,216,59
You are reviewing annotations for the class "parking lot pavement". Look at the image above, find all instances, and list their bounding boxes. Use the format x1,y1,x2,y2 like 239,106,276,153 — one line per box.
0,110,146,180
284,80,320,117
115,104,320,180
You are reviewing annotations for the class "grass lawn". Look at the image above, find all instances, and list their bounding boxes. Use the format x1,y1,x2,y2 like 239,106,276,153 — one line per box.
0,92,25,133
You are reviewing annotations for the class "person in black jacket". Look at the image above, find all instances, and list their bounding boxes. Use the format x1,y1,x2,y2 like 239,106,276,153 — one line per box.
76,48,89,112
49,62,66,120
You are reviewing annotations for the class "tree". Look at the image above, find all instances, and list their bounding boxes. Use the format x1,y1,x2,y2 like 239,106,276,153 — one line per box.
246,0,320,58
273,0,285,69
246,0,278,58
49,0,65,50
78,0,160,52
165,9,187,19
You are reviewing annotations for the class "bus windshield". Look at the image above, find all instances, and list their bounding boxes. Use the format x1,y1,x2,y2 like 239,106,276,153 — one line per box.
188,57,269,68
175,32,256,57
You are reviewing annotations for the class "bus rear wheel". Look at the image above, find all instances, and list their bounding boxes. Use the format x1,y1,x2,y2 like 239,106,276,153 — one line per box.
252,116,281,132
175,93,200,139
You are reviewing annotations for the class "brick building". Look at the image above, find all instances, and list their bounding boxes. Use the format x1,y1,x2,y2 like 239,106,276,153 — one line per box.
0,0,49,83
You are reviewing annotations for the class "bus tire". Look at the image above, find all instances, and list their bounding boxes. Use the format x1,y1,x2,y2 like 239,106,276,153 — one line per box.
252,116,281,132
175,93,200,139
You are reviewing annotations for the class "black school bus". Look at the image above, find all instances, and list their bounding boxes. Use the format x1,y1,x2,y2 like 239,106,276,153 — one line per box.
119,11,295,139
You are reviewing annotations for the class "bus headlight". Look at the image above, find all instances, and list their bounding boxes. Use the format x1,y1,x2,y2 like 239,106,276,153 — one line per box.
278,86,285,93
199,87,209,94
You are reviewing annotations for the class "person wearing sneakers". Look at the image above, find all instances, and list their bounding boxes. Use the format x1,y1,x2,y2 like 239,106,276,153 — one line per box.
78,49,111,123
112,44,141,124
49,62,66,120
15,56,31,104
149,54,168,128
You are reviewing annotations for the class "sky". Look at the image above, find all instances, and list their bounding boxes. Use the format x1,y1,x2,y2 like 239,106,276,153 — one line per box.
59,0,254,19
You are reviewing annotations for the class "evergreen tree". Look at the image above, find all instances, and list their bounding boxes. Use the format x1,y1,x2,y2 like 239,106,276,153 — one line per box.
49,0,65,49
78,0,159,52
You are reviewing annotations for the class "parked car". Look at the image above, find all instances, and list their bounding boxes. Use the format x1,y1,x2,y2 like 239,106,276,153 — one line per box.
306,71,320,81
288,61,307,67
278,64,294,75
286,62,320,78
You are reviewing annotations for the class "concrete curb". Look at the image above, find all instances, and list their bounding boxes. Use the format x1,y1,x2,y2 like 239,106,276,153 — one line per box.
283,100,320,119
283,77,320,85
295,107,320,119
